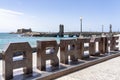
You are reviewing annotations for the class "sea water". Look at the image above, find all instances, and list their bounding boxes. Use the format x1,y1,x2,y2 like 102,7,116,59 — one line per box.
0,33,120,53
0,33,75,52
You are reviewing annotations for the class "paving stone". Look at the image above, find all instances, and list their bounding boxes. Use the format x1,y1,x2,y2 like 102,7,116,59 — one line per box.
56,56,120,80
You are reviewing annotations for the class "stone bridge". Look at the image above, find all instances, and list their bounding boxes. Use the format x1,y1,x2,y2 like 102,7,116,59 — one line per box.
63,32,120,37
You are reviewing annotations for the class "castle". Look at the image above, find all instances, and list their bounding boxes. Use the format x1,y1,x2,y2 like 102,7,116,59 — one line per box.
17,28,32,34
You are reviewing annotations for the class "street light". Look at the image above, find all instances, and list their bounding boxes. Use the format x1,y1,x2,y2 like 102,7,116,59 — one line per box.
80,17,82,34
102,25,104,33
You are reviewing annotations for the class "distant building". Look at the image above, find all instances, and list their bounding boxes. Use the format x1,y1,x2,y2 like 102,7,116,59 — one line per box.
17,28,32,34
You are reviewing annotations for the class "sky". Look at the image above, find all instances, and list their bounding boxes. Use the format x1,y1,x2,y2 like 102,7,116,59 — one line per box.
0,0,120,32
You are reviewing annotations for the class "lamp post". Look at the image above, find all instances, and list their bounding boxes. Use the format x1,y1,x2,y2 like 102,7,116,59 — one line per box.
80,17,82,35
102,25,104,33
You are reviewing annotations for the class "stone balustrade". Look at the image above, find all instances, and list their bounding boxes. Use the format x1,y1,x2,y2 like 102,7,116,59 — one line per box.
0,36,119,80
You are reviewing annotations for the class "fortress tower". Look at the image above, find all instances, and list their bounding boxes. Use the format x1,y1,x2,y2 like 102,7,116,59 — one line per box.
109,24,112,33
59,24,64,37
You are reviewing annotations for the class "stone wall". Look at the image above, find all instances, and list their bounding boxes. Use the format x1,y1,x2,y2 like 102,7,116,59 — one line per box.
17,28,32,34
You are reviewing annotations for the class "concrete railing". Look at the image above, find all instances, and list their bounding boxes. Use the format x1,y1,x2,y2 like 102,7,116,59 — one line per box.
0,36,119,80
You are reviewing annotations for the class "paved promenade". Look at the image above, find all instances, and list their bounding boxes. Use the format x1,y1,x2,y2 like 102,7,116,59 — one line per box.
0,53,120,80
56,56,120,80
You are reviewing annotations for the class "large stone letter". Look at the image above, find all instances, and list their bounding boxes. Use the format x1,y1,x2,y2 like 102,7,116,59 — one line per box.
2,42,33,80
89,41,96,56
77,38,90,59
60,39,78,64
99,37,108,54
110,37,119,51
37,40,59,71
89,37,100,56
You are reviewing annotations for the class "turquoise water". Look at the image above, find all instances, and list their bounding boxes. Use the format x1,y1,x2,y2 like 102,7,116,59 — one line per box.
0,33,75,52
0,33,120,53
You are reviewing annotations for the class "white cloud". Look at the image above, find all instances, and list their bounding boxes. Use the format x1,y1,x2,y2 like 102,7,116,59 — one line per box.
0,8,24,16
0,9,25,32
0,9,41,32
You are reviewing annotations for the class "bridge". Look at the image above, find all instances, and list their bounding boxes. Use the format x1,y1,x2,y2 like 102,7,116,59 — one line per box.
20,24,120,37
58,24,120,37
63,32,120,37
